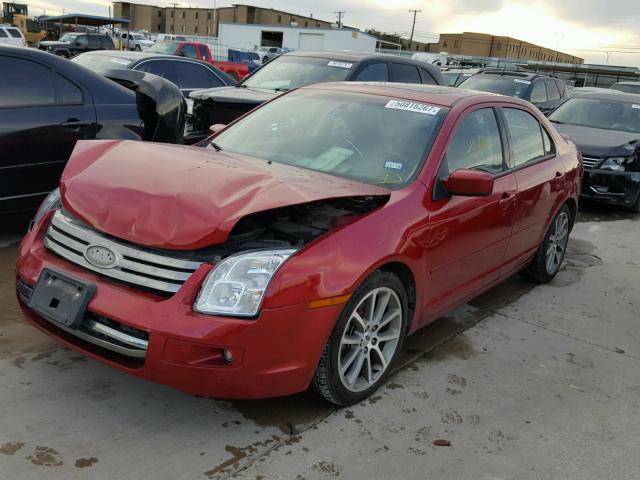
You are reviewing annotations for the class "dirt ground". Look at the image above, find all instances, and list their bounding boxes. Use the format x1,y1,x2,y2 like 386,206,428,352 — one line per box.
0,201,638,480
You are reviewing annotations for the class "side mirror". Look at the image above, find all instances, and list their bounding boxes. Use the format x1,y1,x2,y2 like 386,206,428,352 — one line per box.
209,124,226,135
443,169,494,197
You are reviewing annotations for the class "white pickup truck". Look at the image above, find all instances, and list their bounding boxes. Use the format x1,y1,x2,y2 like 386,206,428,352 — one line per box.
118,32,154,51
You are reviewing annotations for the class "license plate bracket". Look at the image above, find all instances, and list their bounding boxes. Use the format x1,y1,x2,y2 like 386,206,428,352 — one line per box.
28,268,96,330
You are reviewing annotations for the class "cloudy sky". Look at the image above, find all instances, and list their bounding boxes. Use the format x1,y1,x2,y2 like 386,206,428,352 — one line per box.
26,0,640,66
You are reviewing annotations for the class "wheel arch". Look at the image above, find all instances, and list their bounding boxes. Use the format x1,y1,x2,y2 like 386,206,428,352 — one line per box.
375,261,417,332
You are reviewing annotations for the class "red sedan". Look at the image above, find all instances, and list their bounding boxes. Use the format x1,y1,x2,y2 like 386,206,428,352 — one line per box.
16,83,582,406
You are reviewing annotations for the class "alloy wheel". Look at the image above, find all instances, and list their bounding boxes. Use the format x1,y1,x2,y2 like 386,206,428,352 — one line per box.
338,287,402,393
545,211,569,274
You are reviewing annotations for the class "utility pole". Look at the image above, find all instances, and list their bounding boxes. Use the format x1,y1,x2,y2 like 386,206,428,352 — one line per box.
334,10,344,28
169,2,179,34
408,9,421,48
212,0,216,38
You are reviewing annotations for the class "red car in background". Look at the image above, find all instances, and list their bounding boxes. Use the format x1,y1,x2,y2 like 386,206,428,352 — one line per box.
146,41,253,81
16,83,582,406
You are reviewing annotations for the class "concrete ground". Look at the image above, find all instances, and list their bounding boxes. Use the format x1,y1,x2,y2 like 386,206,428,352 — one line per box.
0,202,638,480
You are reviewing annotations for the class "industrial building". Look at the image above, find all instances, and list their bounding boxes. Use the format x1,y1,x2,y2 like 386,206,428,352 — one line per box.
112,2,332,36
218,23,376,52
430,32,583,64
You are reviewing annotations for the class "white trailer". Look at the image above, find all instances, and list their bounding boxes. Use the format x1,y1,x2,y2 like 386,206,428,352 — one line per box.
218,23,376,53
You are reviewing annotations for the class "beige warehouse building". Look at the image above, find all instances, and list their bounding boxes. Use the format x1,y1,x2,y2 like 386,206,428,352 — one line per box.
113,2,333,36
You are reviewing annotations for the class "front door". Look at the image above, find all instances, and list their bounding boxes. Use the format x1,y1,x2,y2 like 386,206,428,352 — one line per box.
424,107,517,316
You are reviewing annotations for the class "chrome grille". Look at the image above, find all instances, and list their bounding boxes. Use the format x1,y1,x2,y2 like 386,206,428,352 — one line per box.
44,210,202,294
581,156,601,169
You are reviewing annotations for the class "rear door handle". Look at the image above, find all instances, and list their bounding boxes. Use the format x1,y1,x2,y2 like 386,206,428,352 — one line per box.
61,118,83,131
498,191,515,207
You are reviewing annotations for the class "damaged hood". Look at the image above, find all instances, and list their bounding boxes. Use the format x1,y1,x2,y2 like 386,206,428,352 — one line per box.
189,85,278,105
552,123,640,157
60,140,390,250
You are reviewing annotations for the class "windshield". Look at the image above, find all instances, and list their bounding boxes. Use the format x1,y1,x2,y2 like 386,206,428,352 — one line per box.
59,33,80,43
549,97,640,133
71,53,132,72
459,75,530,98
146,41,180,54
241,56,353,91
610,83,640,94
207,90,447,188
441,72,461,86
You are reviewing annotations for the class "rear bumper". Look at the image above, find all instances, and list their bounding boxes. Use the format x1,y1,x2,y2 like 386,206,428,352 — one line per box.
581,168,640,207
15,223,341,399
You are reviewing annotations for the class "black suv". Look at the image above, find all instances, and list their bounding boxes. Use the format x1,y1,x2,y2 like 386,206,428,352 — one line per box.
39,33,115,58
188,50,443,143
459,70,567,114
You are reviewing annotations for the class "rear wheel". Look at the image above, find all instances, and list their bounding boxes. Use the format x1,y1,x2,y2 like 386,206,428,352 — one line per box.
313,271,408,406
521,205,571,283
628,192,640,213
134,45,141,51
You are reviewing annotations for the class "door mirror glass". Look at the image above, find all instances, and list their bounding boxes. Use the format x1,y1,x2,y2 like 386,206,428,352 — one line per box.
443,169,494,197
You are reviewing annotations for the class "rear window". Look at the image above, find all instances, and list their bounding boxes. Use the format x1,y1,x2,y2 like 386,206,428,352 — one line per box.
7,28,23,38
459,74,530,99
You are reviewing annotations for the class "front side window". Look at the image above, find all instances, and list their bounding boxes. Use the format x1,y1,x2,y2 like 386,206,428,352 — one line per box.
390,63,421,84
444,108,505,175
0,29,7,38
209,90,447,189
181,45,197,59
503,108,547,166
545,80,561,101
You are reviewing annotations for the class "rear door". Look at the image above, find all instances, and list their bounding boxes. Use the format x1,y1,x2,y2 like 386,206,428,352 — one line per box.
425,107,517,313
500,107,564,266
0,55,96,218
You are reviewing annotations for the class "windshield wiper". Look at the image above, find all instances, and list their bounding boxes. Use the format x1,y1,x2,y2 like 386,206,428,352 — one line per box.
274,87,290,92
210,142,223,152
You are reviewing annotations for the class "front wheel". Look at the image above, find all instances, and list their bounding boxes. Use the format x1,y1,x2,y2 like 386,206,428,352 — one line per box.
521,205,571,283
134,45,141,51
313,271,408,406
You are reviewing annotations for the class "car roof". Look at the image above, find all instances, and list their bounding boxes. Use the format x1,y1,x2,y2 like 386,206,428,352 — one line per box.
303,82,518,108
78,50,206,64
612,81,640,86
568,90,640,102
287,50,438,66
475,70,554,80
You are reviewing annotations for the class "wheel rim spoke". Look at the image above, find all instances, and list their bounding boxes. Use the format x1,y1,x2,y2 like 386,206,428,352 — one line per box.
338,286,403,393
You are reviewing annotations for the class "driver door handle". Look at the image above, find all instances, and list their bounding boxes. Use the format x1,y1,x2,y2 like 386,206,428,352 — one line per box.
498,191,515,207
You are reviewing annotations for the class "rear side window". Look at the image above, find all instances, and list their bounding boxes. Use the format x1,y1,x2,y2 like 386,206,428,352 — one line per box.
530,81,547,103
390,63,421,84
198,45,210,61
445,108,505,174
0,29,7,38
355,63,389,81
88,36,101,49
7,28,22,38
0,57,55,107
503,108,547,166
135,60,177,84
545,80,561,101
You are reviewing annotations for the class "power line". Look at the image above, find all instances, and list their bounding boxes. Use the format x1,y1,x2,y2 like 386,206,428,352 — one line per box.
408,9,421,45
333,10,345,28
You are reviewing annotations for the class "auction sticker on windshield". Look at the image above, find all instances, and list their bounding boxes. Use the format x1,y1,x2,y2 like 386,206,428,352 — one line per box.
385,100,441,115
514,79,531,84
327,61,353,69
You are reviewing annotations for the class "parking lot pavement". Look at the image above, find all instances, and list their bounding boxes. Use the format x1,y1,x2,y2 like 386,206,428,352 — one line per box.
1,208,638,480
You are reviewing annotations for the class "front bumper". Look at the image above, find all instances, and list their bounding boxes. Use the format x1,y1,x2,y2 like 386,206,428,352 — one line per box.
15,220,341,399
581,168,640,207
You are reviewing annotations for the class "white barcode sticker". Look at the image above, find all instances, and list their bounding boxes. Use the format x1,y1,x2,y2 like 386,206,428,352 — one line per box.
385,100,441,115
514,79,531,84
632,104,640,109
110,58,132,65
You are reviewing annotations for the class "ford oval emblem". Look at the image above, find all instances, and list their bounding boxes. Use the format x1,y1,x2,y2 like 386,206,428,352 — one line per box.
84,245,119,269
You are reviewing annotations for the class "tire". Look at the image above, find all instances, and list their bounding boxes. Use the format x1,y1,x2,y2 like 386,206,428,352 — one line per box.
627,192,640,213
262,56,269,64
313,271,408,406
521,204,572,283
134,45,141,51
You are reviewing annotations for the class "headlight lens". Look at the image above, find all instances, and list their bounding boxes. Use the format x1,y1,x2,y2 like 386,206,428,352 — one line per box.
600,156,632,171
32,188,60,229
194,249,296,317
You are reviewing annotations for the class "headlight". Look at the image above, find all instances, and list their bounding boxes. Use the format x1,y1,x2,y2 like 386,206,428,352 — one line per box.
194,249,296,317
600,156,632,171
32,188,60,229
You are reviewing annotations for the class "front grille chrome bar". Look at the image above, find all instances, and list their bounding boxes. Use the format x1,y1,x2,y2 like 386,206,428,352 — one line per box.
44,211,202,294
